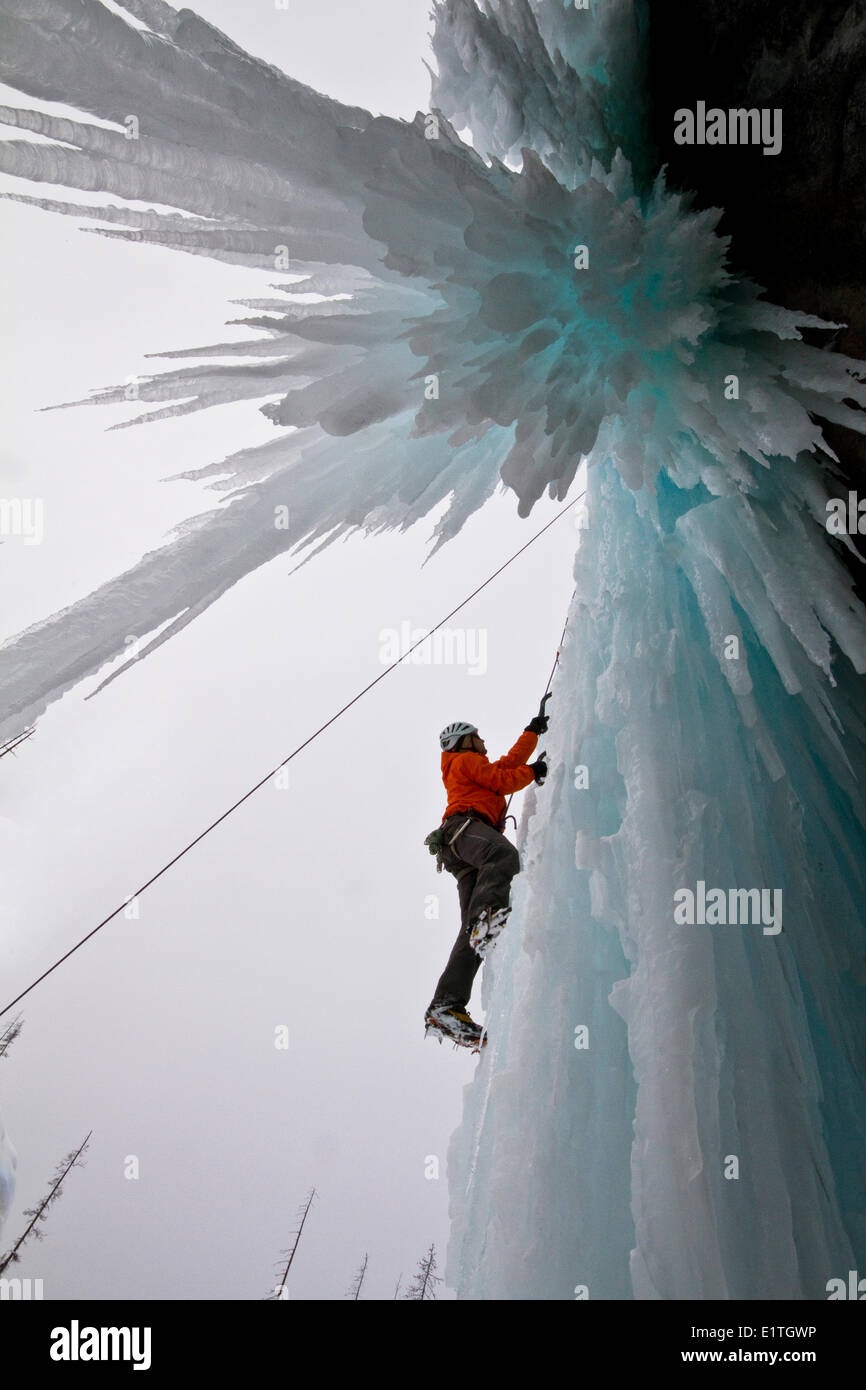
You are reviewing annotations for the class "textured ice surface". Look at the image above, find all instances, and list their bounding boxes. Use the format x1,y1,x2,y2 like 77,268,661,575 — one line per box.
1,0,865,1297
449,450,866,1299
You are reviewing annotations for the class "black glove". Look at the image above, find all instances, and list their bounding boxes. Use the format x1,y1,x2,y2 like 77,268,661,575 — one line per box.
529,751,548,785
525,692,552,735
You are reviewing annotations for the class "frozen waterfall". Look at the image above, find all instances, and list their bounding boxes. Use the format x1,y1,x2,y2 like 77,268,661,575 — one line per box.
0,0,864,1298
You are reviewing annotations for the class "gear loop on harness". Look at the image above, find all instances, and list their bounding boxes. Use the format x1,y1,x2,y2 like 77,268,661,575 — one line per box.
423,813,474,873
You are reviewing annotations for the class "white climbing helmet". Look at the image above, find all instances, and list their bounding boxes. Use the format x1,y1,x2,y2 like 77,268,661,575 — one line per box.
440,721,478,751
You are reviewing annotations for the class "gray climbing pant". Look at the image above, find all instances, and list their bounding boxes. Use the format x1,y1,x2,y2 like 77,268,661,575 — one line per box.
429,812,521,1011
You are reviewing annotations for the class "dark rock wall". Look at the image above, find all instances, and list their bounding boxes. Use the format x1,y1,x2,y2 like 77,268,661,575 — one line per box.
647,0,866,579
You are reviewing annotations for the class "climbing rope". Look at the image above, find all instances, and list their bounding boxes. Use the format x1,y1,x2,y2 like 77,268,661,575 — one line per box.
503,586,576,824
541,597,575,700
0,489,586,1019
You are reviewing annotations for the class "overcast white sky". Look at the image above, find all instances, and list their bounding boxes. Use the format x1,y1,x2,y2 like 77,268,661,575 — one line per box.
0,0,578,1299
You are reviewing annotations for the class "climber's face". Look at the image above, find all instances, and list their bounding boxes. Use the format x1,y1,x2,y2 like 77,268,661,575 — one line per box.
468,732,486,755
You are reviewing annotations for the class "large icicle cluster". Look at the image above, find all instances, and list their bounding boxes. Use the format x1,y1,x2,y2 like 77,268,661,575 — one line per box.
1,0,865,1296
429,0,653,186
1,0,863,739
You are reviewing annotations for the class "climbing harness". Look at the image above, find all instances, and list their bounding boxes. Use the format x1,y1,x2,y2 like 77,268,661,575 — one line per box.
423,813,474,872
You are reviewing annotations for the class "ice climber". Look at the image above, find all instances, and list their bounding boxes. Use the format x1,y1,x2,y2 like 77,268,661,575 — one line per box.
423,698,550,1050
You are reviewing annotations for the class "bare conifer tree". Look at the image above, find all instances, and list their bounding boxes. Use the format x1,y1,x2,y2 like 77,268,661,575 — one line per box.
0,1131,91,1275
0,1016,23,1060
267,1186,317,1300
346,1251,368,1300
403,1242,443,1300
393,1272,403,1299
0,728,35,761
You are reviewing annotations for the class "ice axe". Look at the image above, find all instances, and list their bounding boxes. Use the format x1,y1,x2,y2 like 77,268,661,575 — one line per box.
504,692,554,826
526,691,552,735
529,698,551,784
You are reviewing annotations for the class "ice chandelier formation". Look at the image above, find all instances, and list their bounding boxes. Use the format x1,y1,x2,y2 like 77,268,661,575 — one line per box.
0,0,864,1297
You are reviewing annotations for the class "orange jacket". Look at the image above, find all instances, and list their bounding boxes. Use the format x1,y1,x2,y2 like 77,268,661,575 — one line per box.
441,730,538,828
